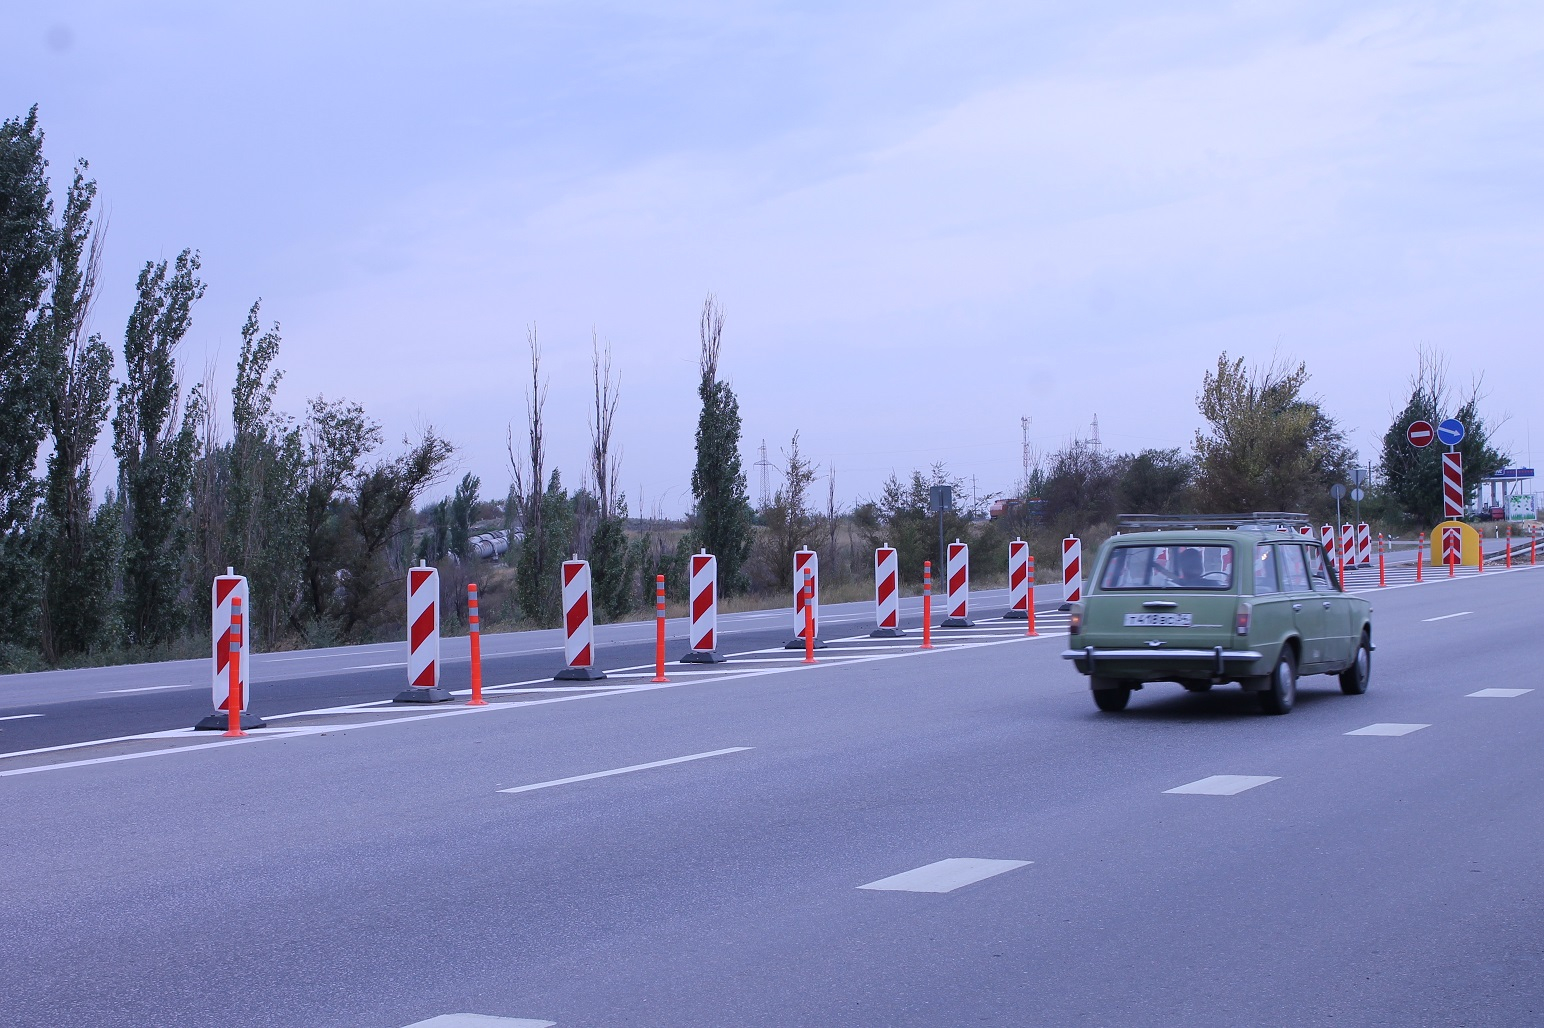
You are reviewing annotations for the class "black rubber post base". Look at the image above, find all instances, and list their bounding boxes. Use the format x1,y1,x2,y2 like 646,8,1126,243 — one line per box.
869,627,906,638
1002,609,1029,620
393,687,455,703
194,711,267,731
941,617,974,628
555,666,607,681
680,650,727,664
784,637,829,650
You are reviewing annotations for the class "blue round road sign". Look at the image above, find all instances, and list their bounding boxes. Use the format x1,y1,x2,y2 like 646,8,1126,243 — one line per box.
1437,418,1466,446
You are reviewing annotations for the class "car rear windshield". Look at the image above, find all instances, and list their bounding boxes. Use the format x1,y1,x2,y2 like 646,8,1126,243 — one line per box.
1098,544,1235,590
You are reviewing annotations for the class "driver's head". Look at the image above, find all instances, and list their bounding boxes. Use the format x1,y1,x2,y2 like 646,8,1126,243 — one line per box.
1177,548,1204,581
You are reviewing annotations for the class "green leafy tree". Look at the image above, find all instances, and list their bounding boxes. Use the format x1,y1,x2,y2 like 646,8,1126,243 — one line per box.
516,469,573,626
1379,350,1507,526
339,428,455,638
449,472,480,559
689,295,753,593
1191,353,1353,516
112,249,205,646
297,396,381,629
36,159,119,659
1115,448,1194,515
757,431,819,590
1041,440,1120,533
587,336,633,620
223,301,306,644
0,107,57,646
852,464,970,581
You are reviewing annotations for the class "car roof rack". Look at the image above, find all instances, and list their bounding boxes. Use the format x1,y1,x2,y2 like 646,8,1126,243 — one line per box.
1116,512,1313,533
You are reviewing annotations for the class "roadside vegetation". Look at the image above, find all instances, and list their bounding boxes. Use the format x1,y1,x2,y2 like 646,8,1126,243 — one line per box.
0,106,1517,674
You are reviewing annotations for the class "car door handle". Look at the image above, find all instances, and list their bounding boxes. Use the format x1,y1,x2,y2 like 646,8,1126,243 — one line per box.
1323,601,1333,609
1291,603,1303,611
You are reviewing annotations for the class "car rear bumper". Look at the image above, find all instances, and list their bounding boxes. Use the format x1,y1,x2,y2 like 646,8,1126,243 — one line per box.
1062,646,1265,678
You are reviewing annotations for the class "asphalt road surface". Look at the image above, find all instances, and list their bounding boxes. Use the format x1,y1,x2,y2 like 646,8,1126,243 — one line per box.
2,564,1541,1027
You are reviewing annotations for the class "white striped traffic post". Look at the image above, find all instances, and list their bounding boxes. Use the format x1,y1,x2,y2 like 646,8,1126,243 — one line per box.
396,560,452,702
556,557,606,680
941,539,972,627
1356,523,1372,566
196,568,264,730
870,545,904,638
1062,535,1082,606
681,550,727,662
1340,523,1355,571
1004,539,1030,620
1320,524,1335,565
1442,451,1464,519
784,548,825,649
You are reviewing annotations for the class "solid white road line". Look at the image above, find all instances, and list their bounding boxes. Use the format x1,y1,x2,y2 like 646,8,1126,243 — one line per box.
1468,688,1533,698
1165,775,1279,796
401,1015,555,1027
102,685,189,694
497,747,752,795
1422,611,1474,622
0,713,43,722
343,662,406,670
1346,723,1430,737
858,858,1032,894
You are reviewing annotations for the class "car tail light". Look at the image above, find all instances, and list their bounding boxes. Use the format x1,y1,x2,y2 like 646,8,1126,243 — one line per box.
1235,604,1251,636
1069,610,1082,635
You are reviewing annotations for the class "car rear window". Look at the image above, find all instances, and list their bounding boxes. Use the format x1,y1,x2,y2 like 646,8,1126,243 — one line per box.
1098,545,1235,590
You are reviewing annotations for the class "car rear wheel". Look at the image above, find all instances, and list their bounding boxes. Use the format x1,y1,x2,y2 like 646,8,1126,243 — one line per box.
1259,648,1296,715
1091,677,1132,712
1339,634,1371,695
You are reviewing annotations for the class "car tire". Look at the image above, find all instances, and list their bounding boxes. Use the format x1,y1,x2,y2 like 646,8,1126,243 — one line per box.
1259,648,1297,715
1091,677,1132,712
1339,633,1371,695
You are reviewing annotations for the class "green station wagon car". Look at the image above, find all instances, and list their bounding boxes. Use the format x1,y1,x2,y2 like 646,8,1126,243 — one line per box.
1062,514,1373,715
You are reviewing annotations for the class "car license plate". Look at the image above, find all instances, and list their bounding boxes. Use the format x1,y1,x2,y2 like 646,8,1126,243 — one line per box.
1124,613,1193,627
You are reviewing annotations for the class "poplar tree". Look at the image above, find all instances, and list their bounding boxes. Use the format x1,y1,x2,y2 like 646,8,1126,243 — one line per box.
37,160,119,659
0,107,56,646
112,249,204,646
689,295,753,594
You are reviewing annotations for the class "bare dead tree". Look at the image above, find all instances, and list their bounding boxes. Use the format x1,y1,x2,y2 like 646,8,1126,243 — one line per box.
699,293,724,388
506,324,546,542
590,331,622,520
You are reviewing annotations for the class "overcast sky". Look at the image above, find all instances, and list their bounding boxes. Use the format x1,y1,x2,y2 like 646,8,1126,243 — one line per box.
7,1,1541,516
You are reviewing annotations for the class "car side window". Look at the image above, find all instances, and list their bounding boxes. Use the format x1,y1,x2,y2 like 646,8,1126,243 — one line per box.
1305,545,1338,592
1278,544,1311,591
1254,545,1280,595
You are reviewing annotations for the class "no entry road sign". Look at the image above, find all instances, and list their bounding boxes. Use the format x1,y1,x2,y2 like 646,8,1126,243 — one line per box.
1406,420,1434,448
1438,418,1466,447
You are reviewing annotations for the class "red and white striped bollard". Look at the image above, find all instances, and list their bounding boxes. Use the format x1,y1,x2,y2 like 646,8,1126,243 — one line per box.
1062,536,1082,605
682,551,726,661
785,548,824,649
871,546,904,638
556,557,606,680
1004,539,1030,620
396,560,452,702
941,539,971,627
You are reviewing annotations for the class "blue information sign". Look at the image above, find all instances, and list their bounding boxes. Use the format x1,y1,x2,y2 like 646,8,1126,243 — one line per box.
1437,418,1466,446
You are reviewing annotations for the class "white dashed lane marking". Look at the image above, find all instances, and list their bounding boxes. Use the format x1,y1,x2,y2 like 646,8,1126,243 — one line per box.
498,747,752,795
1468,688,1533,698
400,1015,556,1027
858,858,1032,894
1346,723,1430,736
1165,775,1279,796
1422,611,1474,622
0,714,43,722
